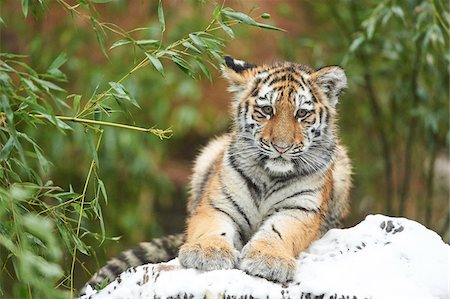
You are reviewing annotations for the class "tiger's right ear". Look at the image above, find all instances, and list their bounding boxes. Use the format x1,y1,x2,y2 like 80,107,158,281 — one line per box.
221,56,257,92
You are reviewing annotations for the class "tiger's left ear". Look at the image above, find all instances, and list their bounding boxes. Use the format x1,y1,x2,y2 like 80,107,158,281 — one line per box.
311,66,347,107
221,56,257,92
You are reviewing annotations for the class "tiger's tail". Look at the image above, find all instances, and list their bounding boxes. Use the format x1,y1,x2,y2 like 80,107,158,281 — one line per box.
80,233,185,295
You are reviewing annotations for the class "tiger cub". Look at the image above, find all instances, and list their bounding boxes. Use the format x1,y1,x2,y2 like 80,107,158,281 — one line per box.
178,57,352,283
82,57,351,292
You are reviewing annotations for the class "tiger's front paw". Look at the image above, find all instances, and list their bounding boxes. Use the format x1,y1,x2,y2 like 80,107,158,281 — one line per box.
239,240,296,284
178,237,238,271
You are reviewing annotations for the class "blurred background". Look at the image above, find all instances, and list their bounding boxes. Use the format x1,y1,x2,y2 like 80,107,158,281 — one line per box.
0,0,448,298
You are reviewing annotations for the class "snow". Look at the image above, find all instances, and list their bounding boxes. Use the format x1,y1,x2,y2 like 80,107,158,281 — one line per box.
80,214,450,299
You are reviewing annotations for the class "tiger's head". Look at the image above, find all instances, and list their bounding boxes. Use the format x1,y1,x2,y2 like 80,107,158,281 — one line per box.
223,56,347,177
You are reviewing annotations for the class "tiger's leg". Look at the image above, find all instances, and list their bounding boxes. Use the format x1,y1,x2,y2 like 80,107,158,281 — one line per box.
239,210,322,283
178,203,240,271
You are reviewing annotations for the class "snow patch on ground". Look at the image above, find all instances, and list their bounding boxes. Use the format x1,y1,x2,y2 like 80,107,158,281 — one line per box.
80,215,450,299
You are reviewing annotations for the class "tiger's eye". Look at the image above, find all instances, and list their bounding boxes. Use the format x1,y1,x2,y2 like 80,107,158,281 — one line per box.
296,109,309,119
261,106,273,116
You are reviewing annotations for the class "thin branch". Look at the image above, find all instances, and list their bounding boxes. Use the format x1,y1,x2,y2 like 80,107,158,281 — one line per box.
424,140,438,226
398,36,423,215
30,114,173,139
70,130,103,298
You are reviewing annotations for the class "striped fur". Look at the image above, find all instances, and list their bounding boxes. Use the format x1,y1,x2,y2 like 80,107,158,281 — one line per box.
81,234,184,294
82,57,352,292
179,57,352,283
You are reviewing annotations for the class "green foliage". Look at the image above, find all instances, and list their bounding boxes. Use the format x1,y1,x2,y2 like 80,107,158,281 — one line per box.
304,0,449,222
0,1,280,298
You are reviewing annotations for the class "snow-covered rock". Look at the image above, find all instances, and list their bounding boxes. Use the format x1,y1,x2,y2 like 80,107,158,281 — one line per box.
80,215,450,299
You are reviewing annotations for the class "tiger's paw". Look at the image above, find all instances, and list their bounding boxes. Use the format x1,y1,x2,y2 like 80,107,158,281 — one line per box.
239,240,296,284
178,237,238,271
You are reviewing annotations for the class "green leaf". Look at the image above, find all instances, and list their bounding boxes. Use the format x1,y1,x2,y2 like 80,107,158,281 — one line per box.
38,113,72,130
34,78,65,92
171,55,192,77
21,0,29,17
110,39,131,50
145,52,165,76
213,5,221,20
255,22,285,32
33,145,51,173
189,33,207,51
221,10,284,31
182,41,202,54
108,81,140,108
98,179,108,204
135,39,160,46
158,0,165,33
222,10,257,26
391,6,405,22
261,13,271,19
349,35,365,52
86,130,99,167
0,137,15,161
72,94,81,112
91,17,109,58
196,59,212,81
90,0,113,3
219,22,235,38
48,53,67,71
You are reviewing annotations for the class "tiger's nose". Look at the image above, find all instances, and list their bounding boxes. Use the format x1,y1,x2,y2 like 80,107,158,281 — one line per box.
272,142,291,154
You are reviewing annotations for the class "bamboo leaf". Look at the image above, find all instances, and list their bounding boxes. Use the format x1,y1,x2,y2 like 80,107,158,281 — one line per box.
86,131,99,167
34,78,65,92
182,41,202,54
108,81,140,108
158,0,165,33
219,22,235,38
110,39,131,50
136,39,160,46
0,137,15,161
196,59,212,81
189,33,207,50
145,53,165,76
98,179,108,204
222,10,257,26
21,0,29,17
48,53,67,71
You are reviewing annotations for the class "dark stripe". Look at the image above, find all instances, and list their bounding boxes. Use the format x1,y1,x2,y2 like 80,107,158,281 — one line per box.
267,206,319,219
269,76,302,87
132,245,150,264
193,165,213,206
160,237,178,258
250,78,262,97
288,87,295,99
275,206,319,213
324,106,330,128
237,101,249,124
284,188,317,201
106,263,123,276
222,187,251,227
270,188,318,211
227,153,262,204
264,179,291,200
211,204,246,244
318,107,324,124
272,224,283,240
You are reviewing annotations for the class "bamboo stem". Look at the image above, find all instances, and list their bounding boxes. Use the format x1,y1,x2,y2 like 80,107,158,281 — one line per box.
30,114,172,139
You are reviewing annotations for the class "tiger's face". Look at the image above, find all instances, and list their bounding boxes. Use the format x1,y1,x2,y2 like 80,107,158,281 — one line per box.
223,57,347,177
